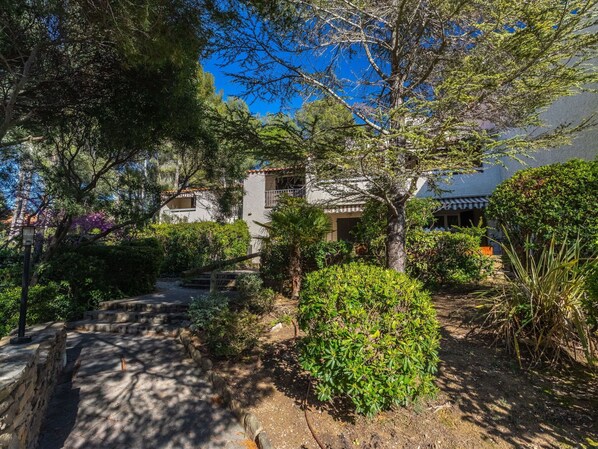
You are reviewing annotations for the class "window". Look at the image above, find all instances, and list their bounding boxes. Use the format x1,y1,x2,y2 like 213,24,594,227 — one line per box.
336,217,361,243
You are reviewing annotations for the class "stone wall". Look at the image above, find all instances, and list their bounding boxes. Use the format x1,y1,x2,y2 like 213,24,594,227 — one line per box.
0,323,66,449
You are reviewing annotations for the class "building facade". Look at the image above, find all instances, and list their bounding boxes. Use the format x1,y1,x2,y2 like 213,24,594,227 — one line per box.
161,91,598,252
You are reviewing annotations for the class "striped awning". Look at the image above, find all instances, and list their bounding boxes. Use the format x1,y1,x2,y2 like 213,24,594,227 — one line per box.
324,204,364,214
437,196,489,211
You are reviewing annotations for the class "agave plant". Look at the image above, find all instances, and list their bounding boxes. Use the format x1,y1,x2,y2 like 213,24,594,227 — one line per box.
483,232,597,367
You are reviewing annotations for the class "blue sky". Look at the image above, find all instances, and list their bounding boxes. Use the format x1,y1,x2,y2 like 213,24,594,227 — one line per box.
202,57,304,117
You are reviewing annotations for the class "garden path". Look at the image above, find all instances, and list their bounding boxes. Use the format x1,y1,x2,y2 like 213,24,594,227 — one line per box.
37,283,250,449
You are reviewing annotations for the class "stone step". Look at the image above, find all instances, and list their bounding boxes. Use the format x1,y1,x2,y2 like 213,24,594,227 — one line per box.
84,310,188,324
98,300,189,313
67,320,181,338
182,279,236,288
192,273,240,281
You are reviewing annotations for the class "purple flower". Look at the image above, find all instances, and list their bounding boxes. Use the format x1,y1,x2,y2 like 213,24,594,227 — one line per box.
71,212,115,234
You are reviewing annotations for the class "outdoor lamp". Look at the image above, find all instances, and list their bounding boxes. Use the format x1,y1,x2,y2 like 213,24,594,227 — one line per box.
22,225,35,246
10,225,36,344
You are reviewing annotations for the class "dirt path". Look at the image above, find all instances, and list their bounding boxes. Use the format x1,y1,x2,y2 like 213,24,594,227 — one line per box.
37,330,249,448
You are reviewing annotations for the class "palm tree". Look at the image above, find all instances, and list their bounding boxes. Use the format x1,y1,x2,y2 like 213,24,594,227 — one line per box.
257,196,331,299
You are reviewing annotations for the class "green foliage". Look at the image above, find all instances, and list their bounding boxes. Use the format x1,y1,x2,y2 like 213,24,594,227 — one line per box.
236,273,275,314
353,198,439,264
259,196,332,297
146,220,250,274
488,159,598,254
76,238,163,296
259,196,331,247
189,292,262,358
0,282,72,338
352,198,491,286
36,238,163,325
189,293,230,330
0,287,20,338
260,240,353,294
482,235,597,366
299,263,440,416
0,248,22,290
407,228,494,287
203,307,262,358
189,273,276,358
583,262,598,330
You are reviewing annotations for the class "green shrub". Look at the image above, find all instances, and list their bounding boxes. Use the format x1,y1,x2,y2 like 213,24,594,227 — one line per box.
0,282,72,338
487,159,598,254
483,235,597,366
76,238,163,295
352,198,439,265
260,240,352,294
0,248,21,290
39,251,119,313
0,287,20,337
189,293,230,330
236,273,275,314
407,228,494,286
236,273,263,299
583,262,598,330
189,290,265,358
299,263,440,416
203,307,262,358
38,238,163,323
145,220,250,274
302,240,353,272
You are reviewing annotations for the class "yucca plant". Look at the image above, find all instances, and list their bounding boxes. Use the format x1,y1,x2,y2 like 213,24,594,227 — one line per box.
483,233,597,367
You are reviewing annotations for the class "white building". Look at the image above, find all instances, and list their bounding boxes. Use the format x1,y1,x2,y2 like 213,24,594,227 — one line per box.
159,188,240,223
161,91,598,252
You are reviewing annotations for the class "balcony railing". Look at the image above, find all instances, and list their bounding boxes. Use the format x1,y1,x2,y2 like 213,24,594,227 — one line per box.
265,188,305,208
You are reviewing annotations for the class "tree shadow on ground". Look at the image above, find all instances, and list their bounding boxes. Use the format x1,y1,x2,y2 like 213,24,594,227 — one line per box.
437,328,598,448
215,292,598,448
38,332,247,449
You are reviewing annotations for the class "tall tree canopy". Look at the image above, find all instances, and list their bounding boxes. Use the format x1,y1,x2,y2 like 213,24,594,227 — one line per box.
214,0,598,271
0,0,256,255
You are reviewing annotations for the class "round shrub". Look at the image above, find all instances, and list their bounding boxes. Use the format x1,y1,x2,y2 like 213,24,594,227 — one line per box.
204,308,262,358
299,263,440,416
236,273,275,314
189,293,230,330
487,159,598,253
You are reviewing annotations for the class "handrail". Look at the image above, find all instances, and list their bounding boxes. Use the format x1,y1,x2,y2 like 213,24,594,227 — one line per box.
265,188,305,208
182,252,261,277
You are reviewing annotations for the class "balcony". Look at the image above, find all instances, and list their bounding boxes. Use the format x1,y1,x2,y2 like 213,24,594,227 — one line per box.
265,188,305,208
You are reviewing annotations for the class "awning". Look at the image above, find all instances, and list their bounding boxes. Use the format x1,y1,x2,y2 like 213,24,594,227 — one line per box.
324,204,364,214
437,196,489,211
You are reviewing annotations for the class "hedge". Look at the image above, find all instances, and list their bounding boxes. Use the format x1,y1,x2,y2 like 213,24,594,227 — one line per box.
487,159,598,253
407,228,494,286
145,220,250,274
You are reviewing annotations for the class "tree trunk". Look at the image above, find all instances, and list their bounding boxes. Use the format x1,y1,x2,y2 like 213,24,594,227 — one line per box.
289,245,302,299
386,198,407,273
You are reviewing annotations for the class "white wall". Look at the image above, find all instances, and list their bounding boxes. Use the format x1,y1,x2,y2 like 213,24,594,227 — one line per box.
159,191,230,223
416,91,598,199
242,172,269,252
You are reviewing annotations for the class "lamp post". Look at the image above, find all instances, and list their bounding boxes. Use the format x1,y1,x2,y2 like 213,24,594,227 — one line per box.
10,225,35,344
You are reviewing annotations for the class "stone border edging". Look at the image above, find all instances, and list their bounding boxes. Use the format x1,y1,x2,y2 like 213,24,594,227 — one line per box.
178,329,274,449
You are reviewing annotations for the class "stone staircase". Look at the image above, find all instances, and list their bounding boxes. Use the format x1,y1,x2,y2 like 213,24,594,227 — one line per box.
68,297,190,338
181,271,249,291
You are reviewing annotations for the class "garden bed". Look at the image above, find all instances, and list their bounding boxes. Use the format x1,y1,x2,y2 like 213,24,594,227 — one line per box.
209,292,598,449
